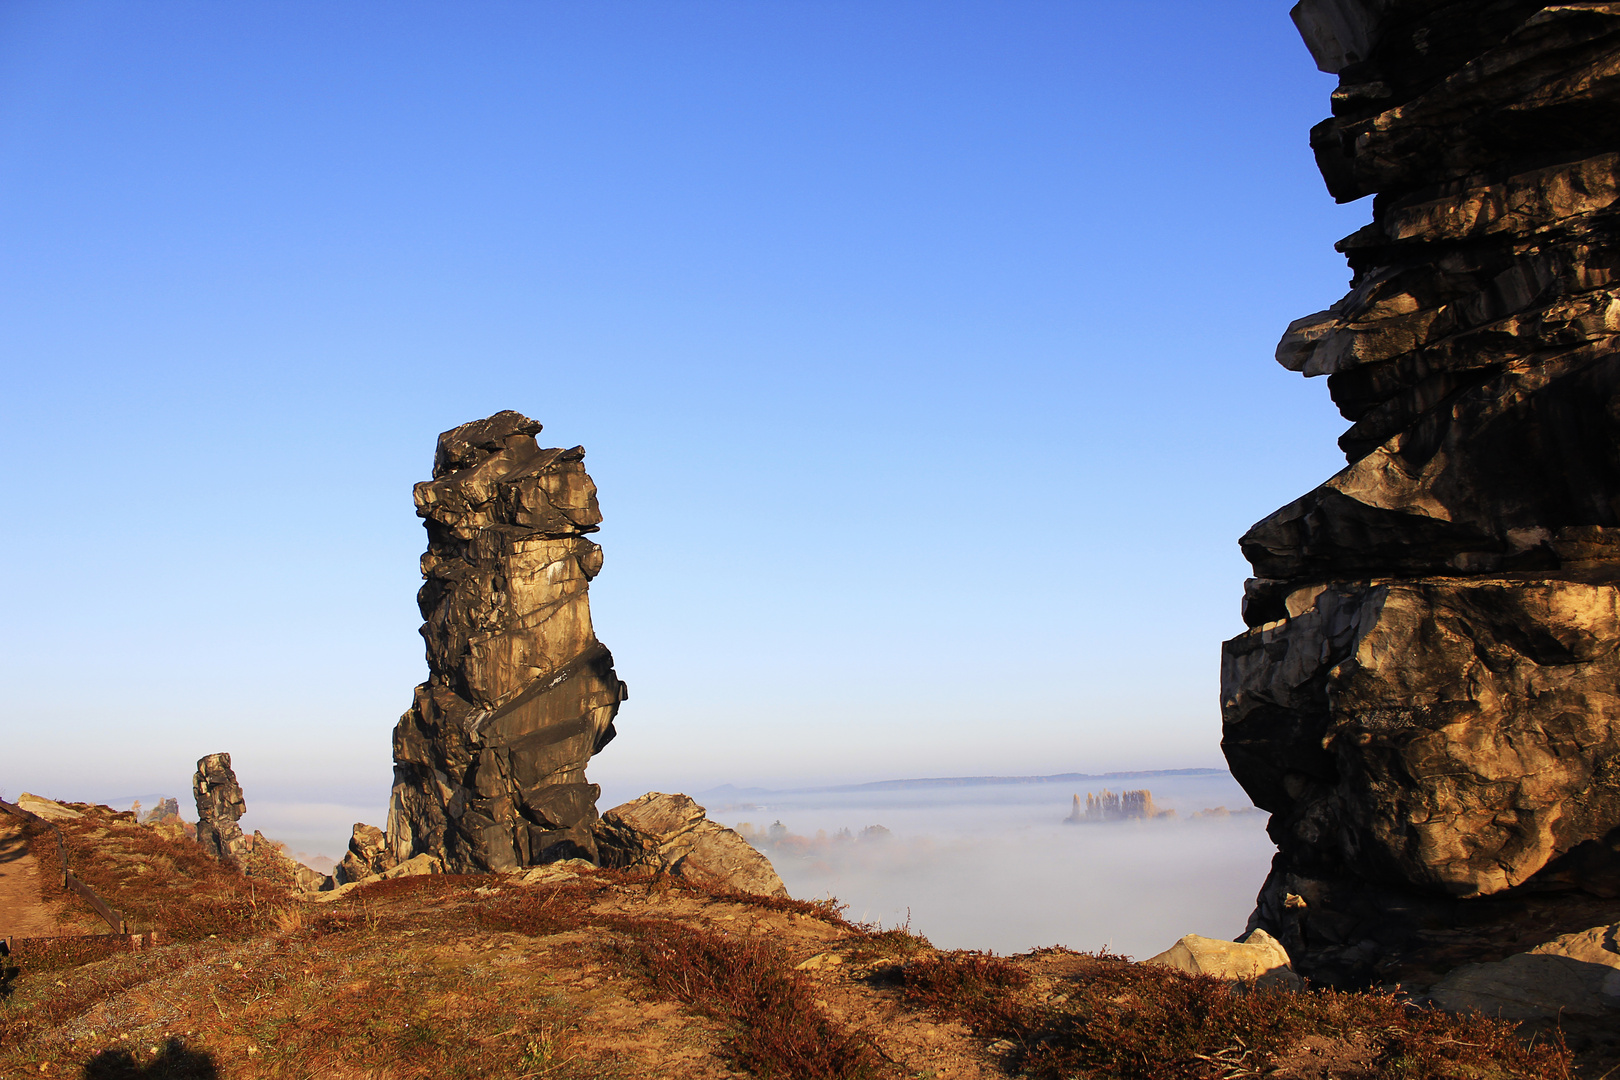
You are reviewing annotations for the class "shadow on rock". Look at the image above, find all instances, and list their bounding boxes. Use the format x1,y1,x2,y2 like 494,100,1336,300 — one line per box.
82,1037,218,1079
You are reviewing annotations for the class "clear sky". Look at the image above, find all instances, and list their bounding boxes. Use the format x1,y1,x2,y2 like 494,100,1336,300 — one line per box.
1,2,1365,821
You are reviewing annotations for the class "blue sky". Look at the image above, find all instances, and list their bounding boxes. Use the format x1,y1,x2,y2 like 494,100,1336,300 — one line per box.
0,2,1364,821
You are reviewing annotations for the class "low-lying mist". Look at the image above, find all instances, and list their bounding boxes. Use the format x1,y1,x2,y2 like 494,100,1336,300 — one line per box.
704,771,1274,960
89,771,1274,961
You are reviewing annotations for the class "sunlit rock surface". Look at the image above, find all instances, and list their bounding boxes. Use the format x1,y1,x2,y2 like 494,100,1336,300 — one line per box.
1144,928,1301,991
387,411,627,872
192,753,249,867
1224,2,1620,987
337,823,396,885
595,792,789,898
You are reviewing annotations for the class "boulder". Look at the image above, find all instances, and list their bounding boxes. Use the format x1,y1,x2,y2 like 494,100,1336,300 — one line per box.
192,753,250,867
337,823,396,885
306,853,441,902
512,858,595,886
1224,3,1620,985
1143,929,1302,990
595,792,788,898
1429,923,1620,1019
17,793,81,821
387,412,627,872
380,852,442,879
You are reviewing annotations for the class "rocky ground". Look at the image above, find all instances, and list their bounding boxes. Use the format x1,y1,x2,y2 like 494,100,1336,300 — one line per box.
0,802,1605,1079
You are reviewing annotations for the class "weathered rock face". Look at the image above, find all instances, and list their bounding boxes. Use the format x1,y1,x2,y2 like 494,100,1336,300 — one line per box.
193,753,250,867
1428,922,1620,1018
1224,2,1620,986
387,411,627,873
337,823,397,885
595,793,789,898
1143,929,1302,991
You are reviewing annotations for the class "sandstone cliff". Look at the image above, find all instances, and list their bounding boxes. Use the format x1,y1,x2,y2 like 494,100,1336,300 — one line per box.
1223,1,1620,986
387,411,627,872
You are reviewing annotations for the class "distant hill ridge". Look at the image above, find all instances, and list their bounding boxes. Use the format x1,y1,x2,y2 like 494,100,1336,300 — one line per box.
702,768,1227,798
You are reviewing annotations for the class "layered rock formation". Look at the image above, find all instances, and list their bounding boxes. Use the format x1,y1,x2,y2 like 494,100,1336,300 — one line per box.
388,411,627,872
595,793,789,898
1223,2,1620,986
193,753,249,867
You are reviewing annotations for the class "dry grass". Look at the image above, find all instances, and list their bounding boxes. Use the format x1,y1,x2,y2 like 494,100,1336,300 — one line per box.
48,804,289,941
4,935,144,977
0,808,1591,1080
466,874,883,1079
609,920,884,1080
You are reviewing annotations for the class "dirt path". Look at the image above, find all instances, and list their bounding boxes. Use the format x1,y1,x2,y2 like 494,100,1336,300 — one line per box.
0,818,70,939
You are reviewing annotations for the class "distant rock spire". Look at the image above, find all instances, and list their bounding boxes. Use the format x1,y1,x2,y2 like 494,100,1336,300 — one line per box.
192,753,249,866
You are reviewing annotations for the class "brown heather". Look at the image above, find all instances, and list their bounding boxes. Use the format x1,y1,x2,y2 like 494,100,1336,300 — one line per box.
0,803,1593,1080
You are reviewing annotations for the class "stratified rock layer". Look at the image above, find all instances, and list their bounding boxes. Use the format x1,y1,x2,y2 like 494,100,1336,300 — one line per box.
193,753,249,867
1223,2,1620,986
595,793,789,898
388,411,627,872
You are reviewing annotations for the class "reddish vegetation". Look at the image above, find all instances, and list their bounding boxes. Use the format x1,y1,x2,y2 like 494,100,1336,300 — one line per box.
902,949,1575,1080
613,921,884,1080
0,802,1599,1079
47,805,284,942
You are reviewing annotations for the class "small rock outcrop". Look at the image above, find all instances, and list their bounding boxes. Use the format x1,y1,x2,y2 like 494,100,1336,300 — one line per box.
192,753,249,866
192,753,329,890
1223,3,1620,985
595,792,789,898
17,793,82,821
387,412,628,873
1428,922,1620,1019
312,852,442,904
1144,929,1301,991
337,823,397,885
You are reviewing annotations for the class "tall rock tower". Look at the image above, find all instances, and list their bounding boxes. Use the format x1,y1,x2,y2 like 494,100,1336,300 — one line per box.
388,411,627,871
1223,3,1620,985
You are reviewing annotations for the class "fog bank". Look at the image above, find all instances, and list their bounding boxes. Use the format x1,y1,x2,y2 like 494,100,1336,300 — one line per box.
705,771,1274,959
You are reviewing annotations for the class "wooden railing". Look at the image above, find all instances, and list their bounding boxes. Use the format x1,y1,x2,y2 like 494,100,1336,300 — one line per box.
0,798,127,934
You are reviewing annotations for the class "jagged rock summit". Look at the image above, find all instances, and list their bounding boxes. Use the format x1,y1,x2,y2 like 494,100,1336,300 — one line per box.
1223,2,1620,987
387,411,628,873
